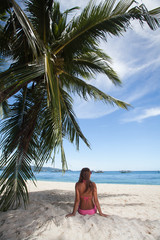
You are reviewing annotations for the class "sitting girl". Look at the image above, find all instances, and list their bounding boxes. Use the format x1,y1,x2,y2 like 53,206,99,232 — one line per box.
66,168,108,217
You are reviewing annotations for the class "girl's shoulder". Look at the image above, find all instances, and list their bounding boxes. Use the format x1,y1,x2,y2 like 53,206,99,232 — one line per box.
91,181,97,190
75,182,81,187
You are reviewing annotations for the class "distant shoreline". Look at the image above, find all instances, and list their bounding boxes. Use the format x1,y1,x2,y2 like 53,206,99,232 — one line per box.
32,170,160,185
32,179,160,186
1,170,160,185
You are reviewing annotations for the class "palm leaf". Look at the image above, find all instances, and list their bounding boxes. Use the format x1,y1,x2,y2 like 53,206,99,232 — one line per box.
53,0,160,55
25,0,54,43
60,88,90,149
129,5,160,30
0,100,9,118
11,0,43,52
0,151,36,211
0,61,44,103
61,71,130,109
72,52,121,85
10,0,43,57
0,89,39,210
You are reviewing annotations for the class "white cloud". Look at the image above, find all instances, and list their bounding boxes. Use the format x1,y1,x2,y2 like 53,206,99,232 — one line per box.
73,96,117,119
105,26,160,78
126,86,152,103
122,107,160,123
140,0,160,10
60,0,87,12
108,54,160,81
61,0,160,11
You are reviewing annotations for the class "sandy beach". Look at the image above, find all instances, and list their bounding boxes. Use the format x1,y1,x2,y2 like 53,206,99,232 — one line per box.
0,181,160,240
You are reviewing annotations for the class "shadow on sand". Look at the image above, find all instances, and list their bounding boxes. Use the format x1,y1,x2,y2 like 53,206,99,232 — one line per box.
0,189,146,240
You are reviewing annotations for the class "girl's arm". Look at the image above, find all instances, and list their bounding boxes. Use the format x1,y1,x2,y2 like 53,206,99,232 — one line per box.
93,183,108,217
66,183,80,218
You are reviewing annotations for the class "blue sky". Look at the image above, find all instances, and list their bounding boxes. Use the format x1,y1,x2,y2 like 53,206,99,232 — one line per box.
50,0,160,171
1,0,160,171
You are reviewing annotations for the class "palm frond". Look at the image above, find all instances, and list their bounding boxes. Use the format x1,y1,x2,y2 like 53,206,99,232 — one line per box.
1,14,34,62
53,0,160,55
0,61,44,103
71,52,121,85
0,88,41,210
0,0,12,14
60,89,90,149
61,71,130,109
0,100,9,118
25,0,54,43
60,141,68,172
129,4,160,30
63,6,80,16
0,151,36,211
11,0,43,57
44,52,60,109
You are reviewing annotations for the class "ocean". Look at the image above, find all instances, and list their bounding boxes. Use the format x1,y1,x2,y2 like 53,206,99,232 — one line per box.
0,170,160,185
33,170,160,185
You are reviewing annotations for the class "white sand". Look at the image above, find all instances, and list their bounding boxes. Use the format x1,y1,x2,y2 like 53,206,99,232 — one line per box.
0,181,160,240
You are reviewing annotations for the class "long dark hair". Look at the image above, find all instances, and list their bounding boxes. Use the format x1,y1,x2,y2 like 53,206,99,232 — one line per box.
78,168,94,192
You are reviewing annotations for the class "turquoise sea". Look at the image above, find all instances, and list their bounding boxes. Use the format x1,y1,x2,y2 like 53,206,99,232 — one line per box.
33,170,160,185
0,170,160,185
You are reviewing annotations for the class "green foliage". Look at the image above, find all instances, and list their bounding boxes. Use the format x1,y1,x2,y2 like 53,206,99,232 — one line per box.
0,0,160,211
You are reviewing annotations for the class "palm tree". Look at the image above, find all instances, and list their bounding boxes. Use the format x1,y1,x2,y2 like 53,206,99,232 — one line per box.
0,0,160,211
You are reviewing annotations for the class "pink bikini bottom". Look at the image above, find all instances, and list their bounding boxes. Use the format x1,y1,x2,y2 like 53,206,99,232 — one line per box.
78,205,97,215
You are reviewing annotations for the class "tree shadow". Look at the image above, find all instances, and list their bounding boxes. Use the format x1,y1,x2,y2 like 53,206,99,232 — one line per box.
0,189,146,240
101,202,145,207
98,193,138,198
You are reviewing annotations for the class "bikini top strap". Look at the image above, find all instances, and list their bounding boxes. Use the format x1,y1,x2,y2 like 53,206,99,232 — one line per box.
80,196,92,203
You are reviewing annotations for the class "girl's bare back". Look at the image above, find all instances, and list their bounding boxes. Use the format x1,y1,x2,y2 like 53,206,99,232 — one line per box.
76,182,95,210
